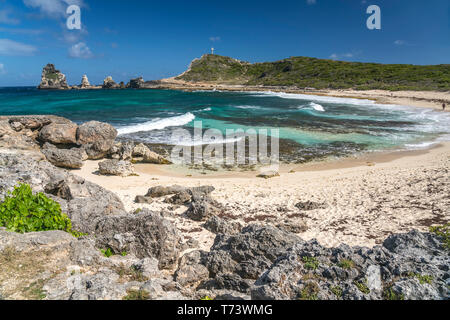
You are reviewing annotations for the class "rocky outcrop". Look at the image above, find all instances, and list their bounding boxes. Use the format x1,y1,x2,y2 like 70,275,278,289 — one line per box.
41,143,85,169
98,159,135,177
77,121,118,160
38,64,69,90
102,76,120,89
132,143,171,164
94,209,183,269
203,216,242,235
127,77,145,89
38,122,78,145
80,75,91,88
251,230,449,300
206,225,301,281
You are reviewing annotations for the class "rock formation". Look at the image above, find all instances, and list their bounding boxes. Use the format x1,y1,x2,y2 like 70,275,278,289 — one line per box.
76,121,118,160
127,77,145,89
38,64,69,90
102,76,120,89
80,75,91,88
98,159,135,177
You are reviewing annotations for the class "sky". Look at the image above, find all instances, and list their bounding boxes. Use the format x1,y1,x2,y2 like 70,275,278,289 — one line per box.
0,0,449,86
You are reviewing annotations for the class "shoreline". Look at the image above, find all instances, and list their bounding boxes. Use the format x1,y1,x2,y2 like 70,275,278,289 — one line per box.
157,78,450,112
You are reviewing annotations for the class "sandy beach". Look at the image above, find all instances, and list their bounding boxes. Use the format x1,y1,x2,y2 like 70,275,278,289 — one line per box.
75,140,450,251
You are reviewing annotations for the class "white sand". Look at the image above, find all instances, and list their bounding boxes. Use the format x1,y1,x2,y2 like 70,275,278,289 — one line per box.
76,142,450,250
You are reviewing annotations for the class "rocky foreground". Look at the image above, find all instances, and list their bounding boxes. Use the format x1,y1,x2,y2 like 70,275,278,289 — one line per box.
0,115,449,300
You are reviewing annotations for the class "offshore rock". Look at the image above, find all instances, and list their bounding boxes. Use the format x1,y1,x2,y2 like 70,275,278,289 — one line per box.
102,76,120,89
127,77,145,89
38,64,69,90
80,75,91,88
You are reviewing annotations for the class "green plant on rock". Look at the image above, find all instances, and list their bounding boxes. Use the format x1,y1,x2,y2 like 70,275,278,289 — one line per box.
200,295,213,301
122,289,150,300
22,279,46,300
354,279,370,294
0,183,83,237
302,256,319,270
407,272,433,285
430,223,450,249
299,282,319,300
330,286,343,298
383,287,404,300
100,247,114,258
338,259,355,270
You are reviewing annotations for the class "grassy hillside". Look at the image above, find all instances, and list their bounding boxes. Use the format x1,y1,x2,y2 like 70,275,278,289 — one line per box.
177,54,450,91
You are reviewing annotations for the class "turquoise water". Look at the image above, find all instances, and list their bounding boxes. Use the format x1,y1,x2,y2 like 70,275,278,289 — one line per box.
1,87,449,162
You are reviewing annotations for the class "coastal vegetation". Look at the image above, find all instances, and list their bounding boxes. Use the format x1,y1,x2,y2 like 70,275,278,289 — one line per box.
177,54,450,91
0,183,83,237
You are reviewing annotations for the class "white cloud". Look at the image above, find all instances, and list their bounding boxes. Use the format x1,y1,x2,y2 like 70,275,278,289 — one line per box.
0,9,20,25
394,40,406,45
23,0,84,18
0,39,37,56
0,27,45,35
68,42,93,59
0,63,5,75
209,36,221,42
307,0,317,5
329,53,354,60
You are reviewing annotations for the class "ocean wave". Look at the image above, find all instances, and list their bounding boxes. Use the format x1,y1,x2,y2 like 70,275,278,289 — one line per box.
249,91,376,106
198,107,212,112
309,102,325,112
234,105,262,110
117,112,195,135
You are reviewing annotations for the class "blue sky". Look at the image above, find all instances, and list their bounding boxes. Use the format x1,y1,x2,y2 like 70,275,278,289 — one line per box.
0,0,449,86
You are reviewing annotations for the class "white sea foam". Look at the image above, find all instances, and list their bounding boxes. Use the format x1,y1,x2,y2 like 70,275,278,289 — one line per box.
234,105,261,110
309,102,325,112
117,112,195,135
199,107,212,112
404,141,439,149
250,91,376,106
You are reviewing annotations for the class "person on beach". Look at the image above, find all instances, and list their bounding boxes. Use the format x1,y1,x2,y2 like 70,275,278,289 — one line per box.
443,103,446,111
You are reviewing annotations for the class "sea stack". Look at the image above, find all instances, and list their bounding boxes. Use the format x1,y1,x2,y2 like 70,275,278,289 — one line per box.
38,64,69,90
102,76,120,89
80,75,91,88
127,77,145,89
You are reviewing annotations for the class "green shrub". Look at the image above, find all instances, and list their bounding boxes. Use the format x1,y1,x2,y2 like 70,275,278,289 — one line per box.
354,279,370,294
0,184,83,237
430,224,450,249
407,272,433,285
302,256,319,270
299,282,319,300
338,259,355,270
383,287,404,300
100,248,114,258
122,289,150,300
330,286,342,298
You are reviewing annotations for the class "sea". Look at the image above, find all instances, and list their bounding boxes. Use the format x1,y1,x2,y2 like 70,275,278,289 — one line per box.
1,87,450,163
